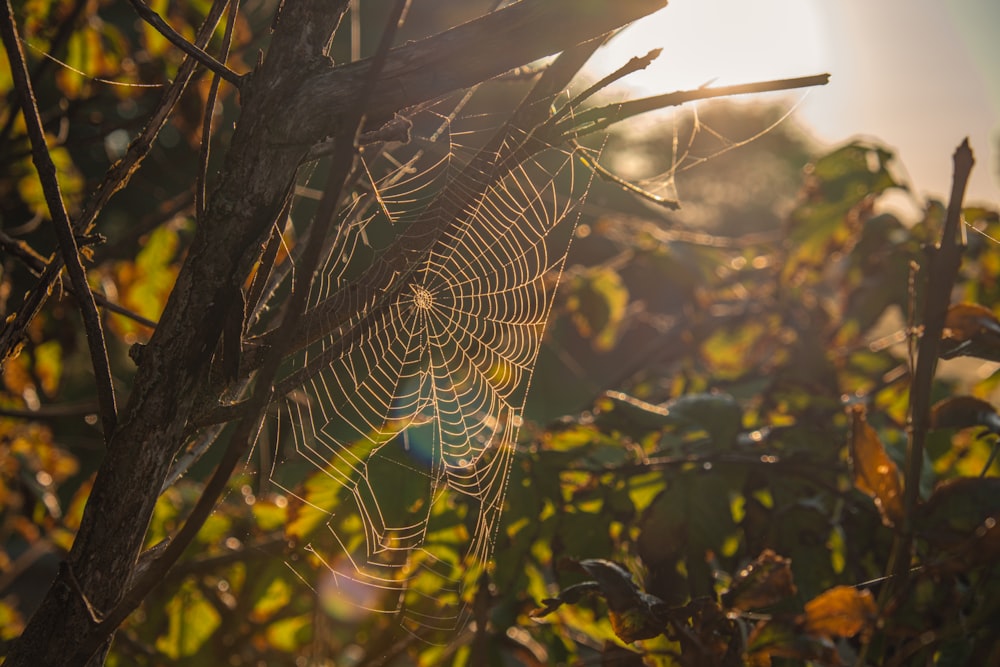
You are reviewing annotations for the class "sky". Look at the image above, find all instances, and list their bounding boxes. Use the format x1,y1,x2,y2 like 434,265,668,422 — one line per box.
591,0,1000,208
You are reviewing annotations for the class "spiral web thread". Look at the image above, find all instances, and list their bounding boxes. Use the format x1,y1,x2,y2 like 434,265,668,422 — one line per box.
264,107,593,636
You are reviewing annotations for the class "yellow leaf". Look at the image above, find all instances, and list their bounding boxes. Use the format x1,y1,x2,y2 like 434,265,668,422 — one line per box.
848,405,903,527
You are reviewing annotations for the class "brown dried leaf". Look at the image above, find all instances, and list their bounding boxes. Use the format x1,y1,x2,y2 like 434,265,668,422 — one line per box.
848,405,903,527
802,586,876,639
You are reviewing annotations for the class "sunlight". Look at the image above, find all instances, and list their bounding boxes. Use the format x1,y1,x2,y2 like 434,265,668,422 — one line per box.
591,0,832,97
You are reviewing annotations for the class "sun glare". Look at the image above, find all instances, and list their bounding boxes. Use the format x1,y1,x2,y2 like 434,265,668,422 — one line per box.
593,0,832,98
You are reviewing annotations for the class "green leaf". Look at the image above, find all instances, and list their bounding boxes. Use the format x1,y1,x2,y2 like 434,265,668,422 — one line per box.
252,498,288,531
265,614,312,653
250,577,292,622
0,596,24,640
538,559,667,643
111,224,182,337
16,137,84,219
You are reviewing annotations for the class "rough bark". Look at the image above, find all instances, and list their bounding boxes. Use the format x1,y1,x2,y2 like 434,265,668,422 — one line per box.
2,1,665,665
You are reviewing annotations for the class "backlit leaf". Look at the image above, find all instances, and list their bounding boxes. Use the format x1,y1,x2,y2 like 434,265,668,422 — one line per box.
0,596,24,640
802,585,876,639
111,224,182,338
265,614,311,653
537,559,667,643
848,405,903,527
17,136,84,219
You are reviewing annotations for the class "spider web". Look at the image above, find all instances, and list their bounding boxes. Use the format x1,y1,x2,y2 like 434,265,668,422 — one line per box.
261,103,594,637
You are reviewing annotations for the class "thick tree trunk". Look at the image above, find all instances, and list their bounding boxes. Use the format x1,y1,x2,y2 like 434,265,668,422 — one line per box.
2,1,664,665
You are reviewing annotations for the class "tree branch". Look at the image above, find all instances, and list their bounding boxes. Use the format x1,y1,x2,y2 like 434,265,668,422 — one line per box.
552,73,831,140
885,139,975,593
127,0,242,86
0,0,118,440
278,0,668,143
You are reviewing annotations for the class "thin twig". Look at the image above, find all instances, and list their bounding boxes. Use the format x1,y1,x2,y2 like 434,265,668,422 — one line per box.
0,0,118,440
127,0,242,87
575,143,679,210
554,74,830,140
196,0,240,220
548,46,661,127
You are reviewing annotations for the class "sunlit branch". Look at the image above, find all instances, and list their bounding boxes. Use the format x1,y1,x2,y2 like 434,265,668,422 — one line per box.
554,73,831,140
549,46,662,126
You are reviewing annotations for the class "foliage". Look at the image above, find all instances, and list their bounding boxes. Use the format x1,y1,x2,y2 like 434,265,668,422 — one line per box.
1,0,999,666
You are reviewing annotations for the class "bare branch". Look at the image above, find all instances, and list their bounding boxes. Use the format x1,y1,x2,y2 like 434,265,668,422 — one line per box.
127,0,242,86
552,73,831,140
68,5,413,664
282,0,668,143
